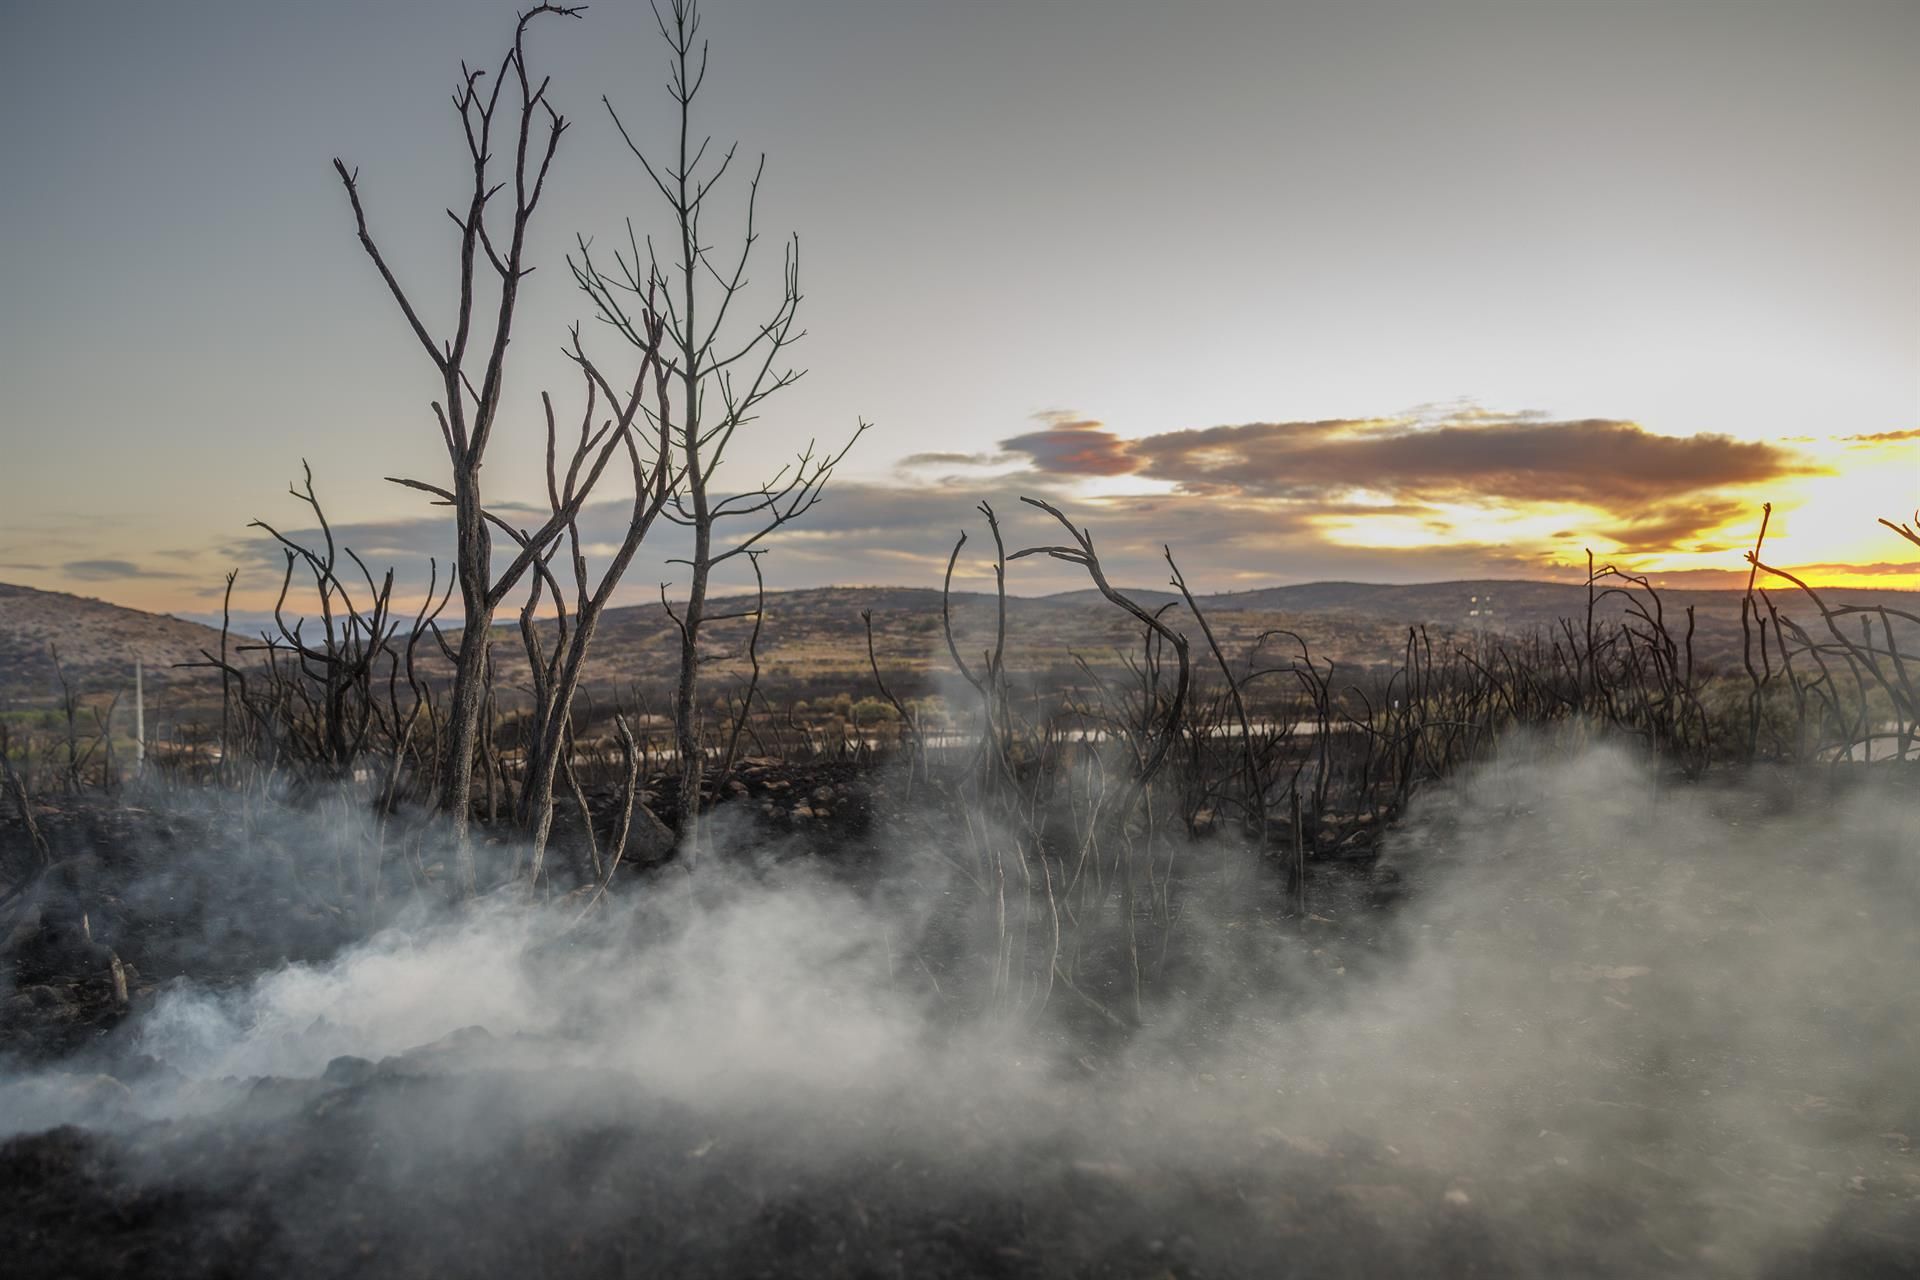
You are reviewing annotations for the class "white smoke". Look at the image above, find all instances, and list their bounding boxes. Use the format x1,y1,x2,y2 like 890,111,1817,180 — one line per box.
4,736,1917,1273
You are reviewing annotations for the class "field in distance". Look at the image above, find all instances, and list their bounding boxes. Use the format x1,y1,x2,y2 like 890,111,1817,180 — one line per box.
5,578,1917,725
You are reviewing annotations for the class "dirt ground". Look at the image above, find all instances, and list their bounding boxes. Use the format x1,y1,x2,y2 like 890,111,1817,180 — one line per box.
5,1049,1918,1279
4,768,1920,1278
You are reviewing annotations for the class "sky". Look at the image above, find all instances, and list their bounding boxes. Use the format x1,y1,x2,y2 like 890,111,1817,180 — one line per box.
2,0,1915,617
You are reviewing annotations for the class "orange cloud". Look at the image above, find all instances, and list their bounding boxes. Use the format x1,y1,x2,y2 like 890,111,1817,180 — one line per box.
1003,415,1816,508
996,414,1140,478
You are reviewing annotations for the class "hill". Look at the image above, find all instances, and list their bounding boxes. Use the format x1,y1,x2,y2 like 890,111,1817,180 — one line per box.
0,584,229,708
469,576,1920,712
7,577,1917,722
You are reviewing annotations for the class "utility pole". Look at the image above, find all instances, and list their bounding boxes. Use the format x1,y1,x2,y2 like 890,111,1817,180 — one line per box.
133,658,145,777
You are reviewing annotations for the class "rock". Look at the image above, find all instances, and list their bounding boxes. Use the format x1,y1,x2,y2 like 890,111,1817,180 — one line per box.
411,1025,492,1054
322,1055,377,1087
623,798,676,864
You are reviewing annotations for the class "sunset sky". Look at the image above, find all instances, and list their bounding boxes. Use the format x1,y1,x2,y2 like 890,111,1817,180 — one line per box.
2,0,1914,617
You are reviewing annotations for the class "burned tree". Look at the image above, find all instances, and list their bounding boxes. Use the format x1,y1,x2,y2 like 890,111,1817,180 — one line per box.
245,463,404,782
575,0,864,857
1750,510,1920,762
332,6,641,892
507,311,675,885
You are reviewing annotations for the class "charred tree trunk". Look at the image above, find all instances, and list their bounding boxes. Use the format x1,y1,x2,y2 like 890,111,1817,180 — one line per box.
674,524,710,858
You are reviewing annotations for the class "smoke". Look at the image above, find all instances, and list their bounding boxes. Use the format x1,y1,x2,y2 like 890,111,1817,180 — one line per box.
4,738,1919,1275
1195,745,1920,1270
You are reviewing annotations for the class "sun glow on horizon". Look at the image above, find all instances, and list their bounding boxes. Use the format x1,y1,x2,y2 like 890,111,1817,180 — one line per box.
1235,429,1917,590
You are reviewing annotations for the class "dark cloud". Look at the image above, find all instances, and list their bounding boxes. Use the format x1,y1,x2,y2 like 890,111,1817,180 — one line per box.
213,475,1563,606
674,480,1571,594
206,467,1916,614
62,558,191,582
1003,415,1815,508
187,402,1856,610
1597,499,1756,553
898,451,995,469
996,415,1139,478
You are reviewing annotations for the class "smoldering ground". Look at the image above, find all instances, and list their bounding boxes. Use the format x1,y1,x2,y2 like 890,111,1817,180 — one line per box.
3,739,1919,1277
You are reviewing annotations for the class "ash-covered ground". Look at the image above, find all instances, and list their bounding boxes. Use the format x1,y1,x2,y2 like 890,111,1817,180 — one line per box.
4,741,1919,1278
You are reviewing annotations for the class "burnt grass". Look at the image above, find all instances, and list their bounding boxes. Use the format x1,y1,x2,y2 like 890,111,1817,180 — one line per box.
4,765,1920,1278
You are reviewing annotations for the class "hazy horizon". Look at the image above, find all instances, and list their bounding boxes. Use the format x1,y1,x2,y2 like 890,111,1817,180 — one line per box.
13,566,1920,644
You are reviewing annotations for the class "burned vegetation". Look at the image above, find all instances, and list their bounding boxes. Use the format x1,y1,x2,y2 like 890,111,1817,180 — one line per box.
6,5,1920,1279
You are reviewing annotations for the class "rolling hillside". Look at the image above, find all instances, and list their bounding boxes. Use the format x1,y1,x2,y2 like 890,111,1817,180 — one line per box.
0,584,228,707
6,577,1916,720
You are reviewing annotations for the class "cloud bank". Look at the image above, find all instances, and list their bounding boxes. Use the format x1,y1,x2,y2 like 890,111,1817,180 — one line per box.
192,407,1821,605
999,413,1811,507
22,402,1889,611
